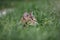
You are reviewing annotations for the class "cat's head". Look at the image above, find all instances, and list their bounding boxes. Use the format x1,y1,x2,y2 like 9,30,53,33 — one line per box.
21,11,38,26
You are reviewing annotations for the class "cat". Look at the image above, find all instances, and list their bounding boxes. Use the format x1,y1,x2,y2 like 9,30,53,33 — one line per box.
20,11,38,27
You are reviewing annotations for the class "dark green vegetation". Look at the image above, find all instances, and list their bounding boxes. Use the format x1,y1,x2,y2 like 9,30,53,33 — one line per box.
0,0,60,40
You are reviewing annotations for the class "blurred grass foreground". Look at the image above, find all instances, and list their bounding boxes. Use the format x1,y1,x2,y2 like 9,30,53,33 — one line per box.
0,0,60,40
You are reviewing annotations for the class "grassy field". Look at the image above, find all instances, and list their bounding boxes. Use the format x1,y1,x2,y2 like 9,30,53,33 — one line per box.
0,0,60,40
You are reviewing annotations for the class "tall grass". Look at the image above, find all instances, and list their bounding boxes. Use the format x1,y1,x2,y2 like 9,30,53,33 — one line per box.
0,0,60,40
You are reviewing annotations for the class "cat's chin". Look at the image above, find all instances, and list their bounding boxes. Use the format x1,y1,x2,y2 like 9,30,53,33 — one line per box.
28,22,39,26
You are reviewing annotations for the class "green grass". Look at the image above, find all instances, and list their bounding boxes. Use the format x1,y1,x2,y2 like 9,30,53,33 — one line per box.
0,0,60,40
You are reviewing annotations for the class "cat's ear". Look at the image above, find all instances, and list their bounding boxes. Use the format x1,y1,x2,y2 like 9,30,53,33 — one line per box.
23,11,29,17
29,11,34,16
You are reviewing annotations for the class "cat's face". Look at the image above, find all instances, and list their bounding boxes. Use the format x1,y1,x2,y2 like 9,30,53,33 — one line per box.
23,11,36,20
21,11,38,25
